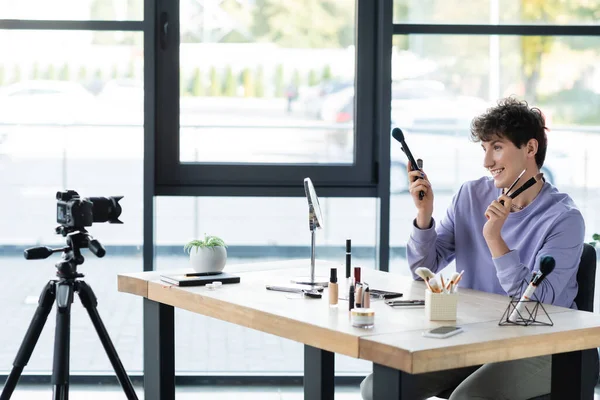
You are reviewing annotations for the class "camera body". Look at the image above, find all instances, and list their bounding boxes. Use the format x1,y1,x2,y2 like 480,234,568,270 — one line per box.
56,190,123,228
57,190,94,227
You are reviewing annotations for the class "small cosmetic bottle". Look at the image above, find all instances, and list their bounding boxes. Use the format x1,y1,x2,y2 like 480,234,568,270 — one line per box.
354,267,361,284
355,283,363,308
363,286,371,308
329,268,338,308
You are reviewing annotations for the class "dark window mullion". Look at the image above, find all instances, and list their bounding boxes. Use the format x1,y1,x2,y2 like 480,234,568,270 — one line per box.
0,20,143,31
393,24,600,36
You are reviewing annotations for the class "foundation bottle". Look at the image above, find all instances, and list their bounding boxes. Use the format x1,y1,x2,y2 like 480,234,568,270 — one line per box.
329,268,338,308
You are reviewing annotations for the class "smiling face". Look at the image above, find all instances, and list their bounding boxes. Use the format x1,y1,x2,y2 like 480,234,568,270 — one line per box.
482,136,534,189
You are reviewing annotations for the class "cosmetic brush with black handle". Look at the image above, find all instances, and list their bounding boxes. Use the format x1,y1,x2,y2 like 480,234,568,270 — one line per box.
392,127,424,200
500,172,544,206
499,169,526,206
509,172,544,199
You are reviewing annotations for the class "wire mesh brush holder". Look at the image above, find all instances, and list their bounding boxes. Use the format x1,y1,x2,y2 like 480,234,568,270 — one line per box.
499,279,553,327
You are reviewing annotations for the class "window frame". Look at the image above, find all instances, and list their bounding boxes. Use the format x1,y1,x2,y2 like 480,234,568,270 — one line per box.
153,0,383,198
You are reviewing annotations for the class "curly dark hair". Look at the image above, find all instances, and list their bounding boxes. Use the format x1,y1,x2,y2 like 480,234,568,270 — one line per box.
470,97,548,168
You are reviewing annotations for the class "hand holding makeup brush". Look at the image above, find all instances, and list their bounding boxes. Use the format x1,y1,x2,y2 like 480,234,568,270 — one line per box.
407,162,434,229
483,193,512,243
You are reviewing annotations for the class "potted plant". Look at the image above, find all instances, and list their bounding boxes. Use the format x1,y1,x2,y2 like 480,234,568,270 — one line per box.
184,234,228,274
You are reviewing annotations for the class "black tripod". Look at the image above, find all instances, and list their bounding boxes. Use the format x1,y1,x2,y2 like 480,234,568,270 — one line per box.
0,226,138,400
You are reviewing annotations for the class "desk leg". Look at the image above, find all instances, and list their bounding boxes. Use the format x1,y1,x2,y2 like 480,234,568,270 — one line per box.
373,363,414,400
304,345,334,400
144,299,175,400
551,349,597,400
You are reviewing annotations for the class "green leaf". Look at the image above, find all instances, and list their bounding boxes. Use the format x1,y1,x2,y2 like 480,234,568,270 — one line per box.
184,235,227,253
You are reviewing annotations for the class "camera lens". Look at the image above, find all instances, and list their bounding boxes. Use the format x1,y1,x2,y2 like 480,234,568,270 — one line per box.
87,196,123,224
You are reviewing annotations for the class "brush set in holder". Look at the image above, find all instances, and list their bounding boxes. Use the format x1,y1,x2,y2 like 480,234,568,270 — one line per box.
416,267,463,321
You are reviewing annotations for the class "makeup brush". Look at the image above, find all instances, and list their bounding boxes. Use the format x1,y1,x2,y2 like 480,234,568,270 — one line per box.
505,169,526,195
531,256,556,286
428,277,441,293
446,271,460,291
508,173,544,200
415,267,436,292
508,256,555,322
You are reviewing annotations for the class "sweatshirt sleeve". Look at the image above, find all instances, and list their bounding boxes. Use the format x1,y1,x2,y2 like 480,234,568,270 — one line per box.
493,209,584,306
407,185,463,279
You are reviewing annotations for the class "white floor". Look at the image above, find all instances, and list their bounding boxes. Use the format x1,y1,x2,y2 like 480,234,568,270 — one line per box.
4,385,600,400
2,385,359,400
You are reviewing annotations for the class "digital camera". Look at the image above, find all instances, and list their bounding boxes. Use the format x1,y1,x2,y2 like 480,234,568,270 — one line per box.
56,190,123,228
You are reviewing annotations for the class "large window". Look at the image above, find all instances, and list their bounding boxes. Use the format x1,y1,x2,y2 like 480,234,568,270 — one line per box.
178,0,355,165
388,31,600,279
392,0,599,24
0,30,143,373
0,0,143,20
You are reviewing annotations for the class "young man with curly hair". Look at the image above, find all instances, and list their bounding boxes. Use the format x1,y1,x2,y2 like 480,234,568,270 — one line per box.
361,97,596,399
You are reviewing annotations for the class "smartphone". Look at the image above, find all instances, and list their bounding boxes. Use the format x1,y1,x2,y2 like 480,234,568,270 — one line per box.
422,326,464,339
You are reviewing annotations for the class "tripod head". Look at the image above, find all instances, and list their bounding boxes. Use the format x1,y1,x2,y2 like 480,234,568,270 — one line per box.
24,225,106,279
23,189,123,279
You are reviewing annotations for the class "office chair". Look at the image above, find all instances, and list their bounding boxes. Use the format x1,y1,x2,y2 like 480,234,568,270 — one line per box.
437,243,599,400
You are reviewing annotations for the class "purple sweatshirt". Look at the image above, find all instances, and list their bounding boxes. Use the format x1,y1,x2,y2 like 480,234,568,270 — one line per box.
407,177,585,309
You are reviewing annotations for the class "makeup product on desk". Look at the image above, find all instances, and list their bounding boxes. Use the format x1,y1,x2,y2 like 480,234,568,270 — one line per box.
355,283,363,308
415,267,436,292
345,239,352,282
363,286,370,308
351,308,375,328
508,256,555,323
329,268,338,308
348,279,355,311
354,267,361,284
425,290,458,321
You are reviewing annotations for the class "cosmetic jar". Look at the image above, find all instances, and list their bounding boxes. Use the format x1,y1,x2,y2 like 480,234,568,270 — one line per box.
351,308,375,328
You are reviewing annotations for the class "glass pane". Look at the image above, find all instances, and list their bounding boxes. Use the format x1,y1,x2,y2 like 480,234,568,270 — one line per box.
389,34,600,297
1,0,143,20
393,0,599,24
179,0,356,164
0,31,143,374
155,196,376,374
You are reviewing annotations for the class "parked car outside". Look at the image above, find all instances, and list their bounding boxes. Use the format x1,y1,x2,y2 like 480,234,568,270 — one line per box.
0,80,97,124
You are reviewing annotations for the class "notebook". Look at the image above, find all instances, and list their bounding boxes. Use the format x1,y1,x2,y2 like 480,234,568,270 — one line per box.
159,272,241,287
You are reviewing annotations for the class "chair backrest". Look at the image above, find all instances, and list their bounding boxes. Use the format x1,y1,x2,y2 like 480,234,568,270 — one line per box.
574,243,597,312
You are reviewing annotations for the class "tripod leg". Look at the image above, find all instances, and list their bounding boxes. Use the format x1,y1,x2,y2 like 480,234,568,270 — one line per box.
0,281,56,400
76,281,139,400
52,281,74,400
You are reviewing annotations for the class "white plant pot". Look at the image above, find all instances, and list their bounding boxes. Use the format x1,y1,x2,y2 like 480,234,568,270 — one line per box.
189,246,227,274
